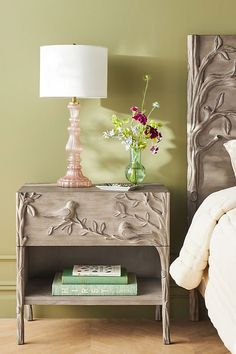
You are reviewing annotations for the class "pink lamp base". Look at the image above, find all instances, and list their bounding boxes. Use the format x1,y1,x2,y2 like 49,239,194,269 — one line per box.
57,173,92,188
57,100,92,188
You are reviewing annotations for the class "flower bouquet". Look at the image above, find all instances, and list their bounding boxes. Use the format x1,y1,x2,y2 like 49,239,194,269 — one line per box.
103,74,163,184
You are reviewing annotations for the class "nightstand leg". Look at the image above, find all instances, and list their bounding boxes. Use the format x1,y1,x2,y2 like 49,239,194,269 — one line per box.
190,289,199,321
155,305,162,321
161,289,170,344
25,305,33,321
157,246,171,345
17,305,24,344
17,246,25,344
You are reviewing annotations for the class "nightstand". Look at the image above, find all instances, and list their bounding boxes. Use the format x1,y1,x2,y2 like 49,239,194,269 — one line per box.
16,183,170,344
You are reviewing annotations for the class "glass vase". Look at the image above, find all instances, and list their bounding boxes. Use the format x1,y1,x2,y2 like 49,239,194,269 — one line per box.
125,148,146,184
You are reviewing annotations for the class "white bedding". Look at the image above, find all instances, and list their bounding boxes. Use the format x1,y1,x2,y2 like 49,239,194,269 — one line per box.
170,186,236,353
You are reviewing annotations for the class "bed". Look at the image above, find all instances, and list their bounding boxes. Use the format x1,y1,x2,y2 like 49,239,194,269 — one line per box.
170,35,236,353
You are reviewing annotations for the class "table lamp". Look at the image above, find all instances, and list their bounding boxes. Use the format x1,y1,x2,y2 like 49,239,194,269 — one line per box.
40,44,108,187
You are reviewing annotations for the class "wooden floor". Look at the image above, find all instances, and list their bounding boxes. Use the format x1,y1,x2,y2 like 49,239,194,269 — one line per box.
0,319,229,354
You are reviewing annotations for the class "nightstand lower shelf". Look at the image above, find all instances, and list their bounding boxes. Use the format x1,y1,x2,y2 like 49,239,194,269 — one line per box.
25,278,162,306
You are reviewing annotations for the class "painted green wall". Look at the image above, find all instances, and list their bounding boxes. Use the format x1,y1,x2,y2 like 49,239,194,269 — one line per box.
0,0,235,319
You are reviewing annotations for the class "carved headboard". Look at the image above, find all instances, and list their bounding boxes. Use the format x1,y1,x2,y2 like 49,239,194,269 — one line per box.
187,35,236,320
187,35,236,224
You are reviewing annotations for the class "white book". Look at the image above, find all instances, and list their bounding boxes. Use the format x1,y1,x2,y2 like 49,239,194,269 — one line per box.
72,265,121,277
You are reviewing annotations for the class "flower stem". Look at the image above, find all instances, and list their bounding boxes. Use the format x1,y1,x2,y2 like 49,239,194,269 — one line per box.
141,76,150,112
147,106,155,119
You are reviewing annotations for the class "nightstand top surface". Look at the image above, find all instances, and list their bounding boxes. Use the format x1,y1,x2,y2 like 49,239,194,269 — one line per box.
18,183,169,194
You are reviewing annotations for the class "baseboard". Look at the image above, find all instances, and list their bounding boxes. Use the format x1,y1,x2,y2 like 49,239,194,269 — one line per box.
0,254,16,288
0,256,16,317
0,255,16,261
0,283,16,291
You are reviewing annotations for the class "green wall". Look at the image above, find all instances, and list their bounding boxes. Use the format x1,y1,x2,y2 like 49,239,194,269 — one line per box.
0,0,235,319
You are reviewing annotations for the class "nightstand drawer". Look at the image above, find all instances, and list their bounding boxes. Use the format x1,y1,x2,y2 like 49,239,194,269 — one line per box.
16,185,170,247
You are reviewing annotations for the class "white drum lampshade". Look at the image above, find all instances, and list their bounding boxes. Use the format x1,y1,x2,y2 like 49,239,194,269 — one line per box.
40,45,107,98
39,44,108,188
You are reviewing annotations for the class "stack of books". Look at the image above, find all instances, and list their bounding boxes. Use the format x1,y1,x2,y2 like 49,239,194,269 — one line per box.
52,265,138,296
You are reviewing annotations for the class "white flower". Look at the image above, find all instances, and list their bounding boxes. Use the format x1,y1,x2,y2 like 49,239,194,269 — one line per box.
131,126,139,135
152,101,160,108
103,131,110,139
103,130,115,139
121,136,132,150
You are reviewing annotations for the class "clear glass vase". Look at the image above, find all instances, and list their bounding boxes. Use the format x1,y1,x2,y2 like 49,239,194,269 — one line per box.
125,148,146,184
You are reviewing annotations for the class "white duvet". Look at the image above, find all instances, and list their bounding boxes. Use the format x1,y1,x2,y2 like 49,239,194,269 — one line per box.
170,186,236,353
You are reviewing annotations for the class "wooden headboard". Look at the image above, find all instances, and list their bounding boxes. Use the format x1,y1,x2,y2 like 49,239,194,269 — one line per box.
187,35,236,319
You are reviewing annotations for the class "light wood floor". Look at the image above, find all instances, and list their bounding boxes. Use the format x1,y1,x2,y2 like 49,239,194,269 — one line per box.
0,319,229,354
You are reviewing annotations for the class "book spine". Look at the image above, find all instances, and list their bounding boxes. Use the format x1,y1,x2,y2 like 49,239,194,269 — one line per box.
73,271,121,276
62,275,128,285
52,284,137,296
52,273,137,296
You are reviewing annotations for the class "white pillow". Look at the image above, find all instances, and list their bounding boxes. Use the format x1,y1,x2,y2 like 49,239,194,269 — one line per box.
224,140,236,177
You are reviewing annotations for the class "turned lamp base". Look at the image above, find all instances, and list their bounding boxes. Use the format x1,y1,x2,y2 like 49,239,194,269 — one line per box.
57,98,92,188
57,174,92,188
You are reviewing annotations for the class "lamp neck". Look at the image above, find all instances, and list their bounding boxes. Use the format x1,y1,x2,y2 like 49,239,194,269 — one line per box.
70,97,79,104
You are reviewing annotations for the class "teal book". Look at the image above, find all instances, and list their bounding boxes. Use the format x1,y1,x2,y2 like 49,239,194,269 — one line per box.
62,267,128,285
52,272,137,296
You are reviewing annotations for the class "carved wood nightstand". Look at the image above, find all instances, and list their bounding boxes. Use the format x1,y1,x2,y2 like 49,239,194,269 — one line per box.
16,183,170,345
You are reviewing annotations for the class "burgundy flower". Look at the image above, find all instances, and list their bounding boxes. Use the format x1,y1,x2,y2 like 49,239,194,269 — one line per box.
150,145,159,154
133,112,147,125
130,106,139,112
145,125,162,139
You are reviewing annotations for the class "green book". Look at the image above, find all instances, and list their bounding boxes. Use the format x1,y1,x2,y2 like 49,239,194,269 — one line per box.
52,272,137,296
62,267,128,284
